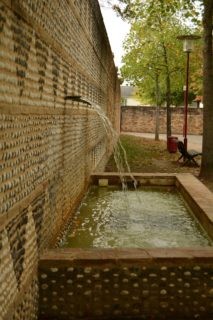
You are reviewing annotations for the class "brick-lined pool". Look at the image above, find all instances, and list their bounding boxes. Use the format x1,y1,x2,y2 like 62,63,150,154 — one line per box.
39,173,213,319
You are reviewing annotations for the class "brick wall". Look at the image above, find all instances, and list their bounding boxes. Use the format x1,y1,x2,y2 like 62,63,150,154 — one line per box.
0,0,120,318
39,248,213,319
121,106,203,135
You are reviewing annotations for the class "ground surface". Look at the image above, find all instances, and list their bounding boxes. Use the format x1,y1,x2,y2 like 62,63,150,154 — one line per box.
125,132,202,152
105,134,213,192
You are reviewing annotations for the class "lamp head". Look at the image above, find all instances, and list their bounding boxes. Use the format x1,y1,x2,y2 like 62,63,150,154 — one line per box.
183,39,194,52
177,35,201,53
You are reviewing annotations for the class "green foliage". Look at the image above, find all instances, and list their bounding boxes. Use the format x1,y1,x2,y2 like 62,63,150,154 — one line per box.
190,40,203,95
113,0,203,23
119,1,202,106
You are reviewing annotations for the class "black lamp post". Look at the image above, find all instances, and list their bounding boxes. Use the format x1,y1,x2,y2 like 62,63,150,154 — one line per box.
177,35,201,151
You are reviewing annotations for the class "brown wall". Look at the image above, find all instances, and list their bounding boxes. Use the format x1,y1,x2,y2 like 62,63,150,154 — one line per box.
121,106,203,135
39,248,213,319
0,0,120,318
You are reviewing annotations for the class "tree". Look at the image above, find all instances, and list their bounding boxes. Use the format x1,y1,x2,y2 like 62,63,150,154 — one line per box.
109,0,213,179
190,41,203,95
121,12,194,137
200,0,213,179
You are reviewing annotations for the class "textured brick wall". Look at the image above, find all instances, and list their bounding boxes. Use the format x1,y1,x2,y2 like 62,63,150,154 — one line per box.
0,0,120,318
39,248,213,319
121,106,203,135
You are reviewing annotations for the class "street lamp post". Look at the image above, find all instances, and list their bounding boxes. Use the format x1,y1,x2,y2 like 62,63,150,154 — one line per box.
177,35,201,151
183,49,190,151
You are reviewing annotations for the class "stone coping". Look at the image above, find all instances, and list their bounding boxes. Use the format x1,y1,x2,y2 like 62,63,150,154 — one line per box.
40,248,213,266
91,172,176,186
175,173,213,240
92,172,176,179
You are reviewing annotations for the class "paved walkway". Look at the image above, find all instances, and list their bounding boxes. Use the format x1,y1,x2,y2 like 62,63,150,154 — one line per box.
122,132,203,152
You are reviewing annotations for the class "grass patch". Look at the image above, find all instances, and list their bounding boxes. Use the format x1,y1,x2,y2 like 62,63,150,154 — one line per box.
105,134,201,175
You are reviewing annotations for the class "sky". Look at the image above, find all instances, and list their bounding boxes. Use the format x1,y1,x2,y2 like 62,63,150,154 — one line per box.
100,4,130,68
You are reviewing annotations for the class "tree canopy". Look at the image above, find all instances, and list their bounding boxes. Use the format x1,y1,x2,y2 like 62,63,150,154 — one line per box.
121,15,202,106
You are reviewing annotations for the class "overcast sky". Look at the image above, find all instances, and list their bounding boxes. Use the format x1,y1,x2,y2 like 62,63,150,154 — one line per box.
100,5,130,68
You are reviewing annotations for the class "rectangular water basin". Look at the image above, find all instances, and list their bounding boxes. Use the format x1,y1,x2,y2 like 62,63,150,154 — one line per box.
39,173,213,319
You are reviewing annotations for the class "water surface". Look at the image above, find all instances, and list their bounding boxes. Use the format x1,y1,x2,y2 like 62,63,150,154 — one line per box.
60,186,212,248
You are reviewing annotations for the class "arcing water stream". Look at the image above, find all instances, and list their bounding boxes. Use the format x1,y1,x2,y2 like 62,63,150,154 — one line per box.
92,102,137,189
65,95,135,188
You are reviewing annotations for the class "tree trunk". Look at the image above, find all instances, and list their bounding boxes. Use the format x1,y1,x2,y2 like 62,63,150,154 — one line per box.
155,73,160,141
162,43,172,138
166,73,172,138
200,0,213,179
